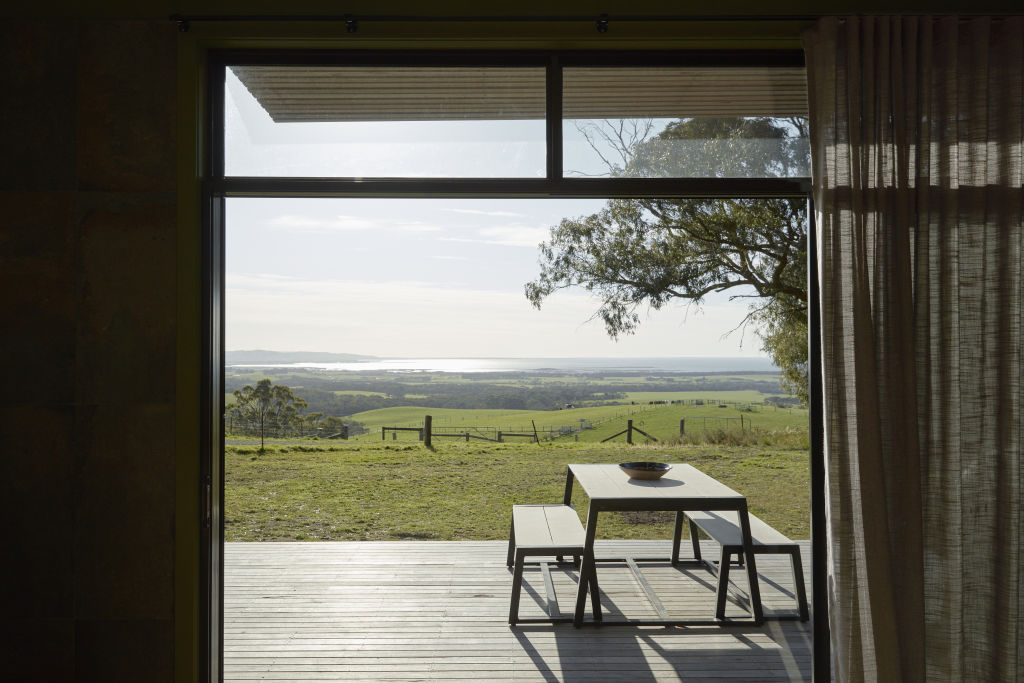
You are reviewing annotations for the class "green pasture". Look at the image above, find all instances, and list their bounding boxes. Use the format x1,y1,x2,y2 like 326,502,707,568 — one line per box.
225,370,274,382
561,403,808,444
224,440,810,543
582,374,774,384
701,374,784,382
346,402,807,443
619,390,766,403
346,403,664,440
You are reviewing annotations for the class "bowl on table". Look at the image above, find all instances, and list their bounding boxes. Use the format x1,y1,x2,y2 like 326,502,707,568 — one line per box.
619,462,672,480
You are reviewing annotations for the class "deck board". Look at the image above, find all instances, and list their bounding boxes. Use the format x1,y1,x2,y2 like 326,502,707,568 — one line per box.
225,540,812,682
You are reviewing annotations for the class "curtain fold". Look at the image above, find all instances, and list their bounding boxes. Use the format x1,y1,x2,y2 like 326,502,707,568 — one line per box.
804,15,1023,682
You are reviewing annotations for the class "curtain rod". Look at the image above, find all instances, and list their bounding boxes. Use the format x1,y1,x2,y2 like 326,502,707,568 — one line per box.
170,13,1016,33
170,13,823,33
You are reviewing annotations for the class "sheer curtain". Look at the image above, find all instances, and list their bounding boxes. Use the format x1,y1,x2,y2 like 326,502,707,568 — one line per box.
804,16,1023,682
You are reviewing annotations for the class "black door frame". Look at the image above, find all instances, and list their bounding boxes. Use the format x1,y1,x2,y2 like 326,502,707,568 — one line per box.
201,48,828,682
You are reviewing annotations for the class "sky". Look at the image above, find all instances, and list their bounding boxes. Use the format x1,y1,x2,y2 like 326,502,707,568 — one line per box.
224,69,768,359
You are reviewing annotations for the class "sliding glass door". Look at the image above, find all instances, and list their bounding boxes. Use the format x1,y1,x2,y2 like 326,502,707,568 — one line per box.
203,49,820,682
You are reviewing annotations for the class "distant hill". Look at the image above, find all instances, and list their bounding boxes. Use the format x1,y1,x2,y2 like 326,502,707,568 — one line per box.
226,350,378,365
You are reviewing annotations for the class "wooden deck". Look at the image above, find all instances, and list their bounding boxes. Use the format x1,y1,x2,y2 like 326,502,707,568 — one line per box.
225,540,812,682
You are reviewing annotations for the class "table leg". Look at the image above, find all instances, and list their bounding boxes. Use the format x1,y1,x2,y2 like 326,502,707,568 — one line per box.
671,511,685,564
689,519,703,561
715,544,732,619
737,504,764,624
573,504,600,627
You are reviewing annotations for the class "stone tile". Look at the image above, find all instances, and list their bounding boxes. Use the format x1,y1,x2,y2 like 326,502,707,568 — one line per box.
0,406,75,619
77,21,176,193
1,619,75,682
76,619,173,683
0,21,78,192
75,196,176,405
0,192,77,405
74,404,174,620
0,301,77,406
0,191,76,264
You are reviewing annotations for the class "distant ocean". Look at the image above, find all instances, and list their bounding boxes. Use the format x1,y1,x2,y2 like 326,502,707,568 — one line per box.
230,357,778,374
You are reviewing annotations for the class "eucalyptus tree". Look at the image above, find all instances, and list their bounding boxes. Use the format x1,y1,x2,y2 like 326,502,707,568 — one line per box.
230,378,308,450
527,117,810,402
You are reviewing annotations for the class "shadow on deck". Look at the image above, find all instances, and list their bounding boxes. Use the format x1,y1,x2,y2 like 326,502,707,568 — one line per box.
225,540,812,682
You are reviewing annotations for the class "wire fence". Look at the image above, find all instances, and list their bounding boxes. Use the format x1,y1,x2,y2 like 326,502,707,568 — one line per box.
380,404,660,442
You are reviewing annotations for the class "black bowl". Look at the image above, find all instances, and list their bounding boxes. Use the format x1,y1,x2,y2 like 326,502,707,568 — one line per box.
619,461,672,480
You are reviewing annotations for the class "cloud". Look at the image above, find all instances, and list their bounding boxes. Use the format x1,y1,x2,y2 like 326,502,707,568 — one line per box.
225,273,762,357
440,224,549,248
478,225,549,247
393,222,443,233
444,208,526,218
267,214,445,235
268,214,377,232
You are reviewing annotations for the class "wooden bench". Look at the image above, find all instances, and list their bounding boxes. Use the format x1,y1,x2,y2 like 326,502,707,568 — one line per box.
681,510,809,622
506,504,597,625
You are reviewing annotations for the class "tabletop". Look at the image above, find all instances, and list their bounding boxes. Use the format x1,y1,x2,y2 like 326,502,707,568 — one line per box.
568,463,745,504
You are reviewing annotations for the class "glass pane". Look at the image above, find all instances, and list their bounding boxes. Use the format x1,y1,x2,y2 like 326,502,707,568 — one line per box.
226,66,546,177
226,196,782,362
563,67,810,178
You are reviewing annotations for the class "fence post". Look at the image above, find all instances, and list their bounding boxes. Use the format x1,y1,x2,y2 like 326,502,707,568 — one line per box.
531,420,539,443
424,415,432,448
627,419,633,445
381,427,385,441
497,431,503,442
679,419,685,436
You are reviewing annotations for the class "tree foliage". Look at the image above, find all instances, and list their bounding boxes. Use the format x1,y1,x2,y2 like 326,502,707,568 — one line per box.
230,378,308,450
527,117,810,402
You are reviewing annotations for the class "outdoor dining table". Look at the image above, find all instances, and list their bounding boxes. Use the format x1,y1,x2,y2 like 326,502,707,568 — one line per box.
563,463,764,627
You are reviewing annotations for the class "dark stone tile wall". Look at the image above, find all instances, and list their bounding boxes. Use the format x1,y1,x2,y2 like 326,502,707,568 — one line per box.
0,22,78,192
0,19,178,682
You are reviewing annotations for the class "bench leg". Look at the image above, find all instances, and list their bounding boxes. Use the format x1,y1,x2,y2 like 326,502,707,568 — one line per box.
789,548,810,622
715,545,732,620
509,549,526,625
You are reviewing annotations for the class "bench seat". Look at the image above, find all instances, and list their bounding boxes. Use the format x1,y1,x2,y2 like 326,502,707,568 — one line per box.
683,510,809,622
507,504,595,625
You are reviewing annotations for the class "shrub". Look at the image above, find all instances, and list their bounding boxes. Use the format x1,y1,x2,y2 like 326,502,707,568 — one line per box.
668,427,809,449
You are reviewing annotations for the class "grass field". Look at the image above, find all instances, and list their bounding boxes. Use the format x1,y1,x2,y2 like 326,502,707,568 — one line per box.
618,390,766,403
225,440,810,543
346,403,666,439
345,401,808,443
561,403,808,444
